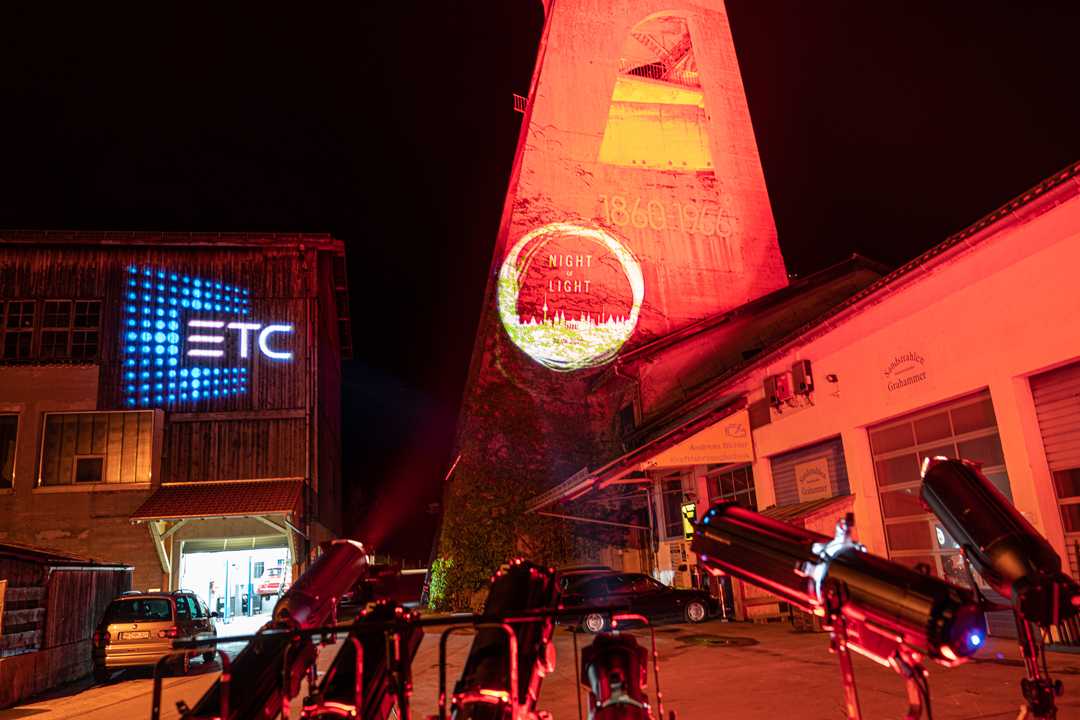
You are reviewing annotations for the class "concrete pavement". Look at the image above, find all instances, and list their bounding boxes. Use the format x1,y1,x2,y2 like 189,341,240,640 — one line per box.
5,619,1080,719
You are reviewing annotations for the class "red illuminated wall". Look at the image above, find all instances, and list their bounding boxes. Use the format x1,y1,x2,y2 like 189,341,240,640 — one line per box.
504,1,787,350
439,1,790,583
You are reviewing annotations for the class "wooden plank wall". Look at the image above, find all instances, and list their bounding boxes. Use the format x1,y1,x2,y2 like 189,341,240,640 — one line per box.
316,253,343,534
0,558,47,656
44,568,132,648
0,245,318,413
164,417,308,482
0,239,348,533
40,411,153,485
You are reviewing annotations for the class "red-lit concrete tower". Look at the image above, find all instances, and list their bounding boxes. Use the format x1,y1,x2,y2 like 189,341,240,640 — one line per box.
436,1,787,604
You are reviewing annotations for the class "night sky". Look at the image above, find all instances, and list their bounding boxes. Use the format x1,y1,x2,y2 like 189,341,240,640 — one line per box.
1,2,1078,561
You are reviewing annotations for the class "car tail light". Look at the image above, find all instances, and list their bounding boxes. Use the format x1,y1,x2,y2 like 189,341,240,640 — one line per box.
158,626,180,639
93,630,111,645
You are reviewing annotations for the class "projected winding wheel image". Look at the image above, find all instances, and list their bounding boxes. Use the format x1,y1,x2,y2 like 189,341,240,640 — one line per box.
497,222,644,372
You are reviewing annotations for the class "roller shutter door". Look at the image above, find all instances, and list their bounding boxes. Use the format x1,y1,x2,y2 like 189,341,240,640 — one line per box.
1031,361,1080,576
769,437,849,508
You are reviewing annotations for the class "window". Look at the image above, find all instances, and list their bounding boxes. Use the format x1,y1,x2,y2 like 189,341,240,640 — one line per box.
627,574,662,593
2,301,35,360
175,596,192,620
0,415,16,488
660,472,690,538
73,456,105,483
254,561,266,579
616,404,636,436
599,14,714,172
706,464,756,510
869,391,1009,585
39,411,155,486
0,299,101,362
104,598,173,623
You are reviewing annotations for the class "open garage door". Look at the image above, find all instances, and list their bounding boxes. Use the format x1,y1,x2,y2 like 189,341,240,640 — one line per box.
178,538,291,621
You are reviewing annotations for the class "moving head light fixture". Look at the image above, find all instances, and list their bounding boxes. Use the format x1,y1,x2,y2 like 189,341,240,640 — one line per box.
921,457,1080,720
578,614,668,720
440,558,560,720
692,502,986,720
300,600,424,720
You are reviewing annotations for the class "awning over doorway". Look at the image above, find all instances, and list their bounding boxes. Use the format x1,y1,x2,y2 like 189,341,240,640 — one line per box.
130,479,305,578
758,495,855,540
758,494,852,524
131,479,304,521
526,396,746,511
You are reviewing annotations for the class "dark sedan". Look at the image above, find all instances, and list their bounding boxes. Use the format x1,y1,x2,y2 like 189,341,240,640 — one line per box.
561,572,716,632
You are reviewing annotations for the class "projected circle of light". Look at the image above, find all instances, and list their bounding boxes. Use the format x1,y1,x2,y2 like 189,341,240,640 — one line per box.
497,222,644,372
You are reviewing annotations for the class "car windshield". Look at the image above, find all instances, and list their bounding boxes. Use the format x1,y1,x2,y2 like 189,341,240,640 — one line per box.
104,598,173,623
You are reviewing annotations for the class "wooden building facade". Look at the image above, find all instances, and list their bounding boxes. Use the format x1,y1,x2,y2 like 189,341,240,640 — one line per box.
0,231,352,591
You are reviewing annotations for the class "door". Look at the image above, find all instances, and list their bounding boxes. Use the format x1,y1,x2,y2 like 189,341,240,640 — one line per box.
614,574,677,623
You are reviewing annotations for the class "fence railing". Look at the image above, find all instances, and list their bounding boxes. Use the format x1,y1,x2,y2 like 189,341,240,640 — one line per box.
617,58,700,88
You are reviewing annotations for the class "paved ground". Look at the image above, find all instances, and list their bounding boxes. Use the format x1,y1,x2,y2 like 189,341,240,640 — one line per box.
5,619,1080,719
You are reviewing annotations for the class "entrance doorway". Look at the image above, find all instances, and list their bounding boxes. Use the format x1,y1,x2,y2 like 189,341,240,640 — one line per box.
178,542,291,624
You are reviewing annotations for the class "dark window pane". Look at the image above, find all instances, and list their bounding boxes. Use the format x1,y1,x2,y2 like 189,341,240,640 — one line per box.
933,523,961,550
5,302,35,329
706,476,720,501
42,301,71,328
913,412,951,444
176,597,191,619
984,471,1013,501
71,331,98,360
0,415,16,488
951,398,997,435
880,487,925,518
918,444,956,465
722,472,735,497
875,454,920,488
74,301,101,328
104,598,173,623
3,332,31,359
957,433,1005,468
40,330,69,358
74,456,104,483
886,520,933,550
870,423,914,454
663,481,684,536
734,467,749,493
1060,504,1080,533
941,553,971,587
1054,469,1080,499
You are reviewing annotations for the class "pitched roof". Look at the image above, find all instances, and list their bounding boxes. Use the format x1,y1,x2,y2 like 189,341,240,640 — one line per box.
0,540,131,568
759,494,853,524
131,479,304,521
0,229,343,251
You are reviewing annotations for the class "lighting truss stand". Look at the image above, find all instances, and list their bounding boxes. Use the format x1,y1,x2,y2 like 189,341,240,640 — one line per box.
1014,612,1062,720
822,580,932,720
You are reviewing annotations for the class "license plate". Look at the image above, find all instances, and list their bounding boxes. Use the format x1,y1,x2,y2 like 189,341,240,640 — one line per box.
122,631,150,640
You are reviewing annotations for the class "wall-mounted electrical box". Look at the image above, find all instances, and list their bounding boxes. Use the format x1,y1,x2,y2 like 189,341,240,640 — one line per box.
792,360,814,395
764,372,793,407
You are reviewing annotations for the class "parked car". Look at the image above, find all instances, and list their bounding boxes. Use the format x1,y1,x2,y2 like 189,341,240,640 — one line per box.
92,591,218,683
256,566,287,600
561,572,716,632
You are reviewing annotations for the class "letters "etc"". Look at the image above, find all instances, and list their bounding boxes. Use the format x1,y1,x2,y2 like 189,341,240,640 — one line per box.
186,320,294,360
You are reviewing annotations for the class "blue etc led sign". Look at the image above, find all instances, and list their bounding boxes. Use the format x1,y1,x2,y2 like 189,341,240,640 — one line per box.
121,266,294,408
